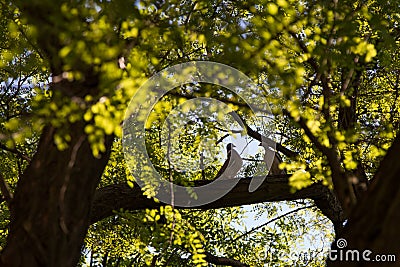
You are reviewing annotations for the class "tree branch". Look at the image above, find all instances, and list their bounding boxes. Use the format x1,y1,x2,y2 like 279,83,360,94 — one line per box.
227,111,299,158
90,175,343,231
204,252,249,267
0,173,13,208
233,204,315,242
284,109,355,216
0,142,31,162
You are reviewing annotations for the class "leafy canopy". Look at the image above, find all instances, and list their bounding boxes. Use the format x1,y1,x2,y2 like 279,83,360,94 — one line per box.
1,0,399,266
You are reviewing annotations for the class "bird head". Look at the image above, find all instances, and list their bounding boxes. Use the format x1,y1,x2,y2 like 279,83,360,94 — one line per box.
226,143,236,152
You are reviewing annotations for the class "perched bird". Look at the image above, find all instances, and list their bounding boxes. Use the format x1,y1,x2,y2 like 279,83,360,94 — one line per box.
259,142,286,175
215,143,243,180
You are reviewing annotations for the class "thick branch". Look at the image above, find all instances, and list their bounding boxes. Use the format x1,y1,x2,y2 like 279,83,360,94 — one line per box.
285,109,355,216
90,175,343,229
205,252,249,267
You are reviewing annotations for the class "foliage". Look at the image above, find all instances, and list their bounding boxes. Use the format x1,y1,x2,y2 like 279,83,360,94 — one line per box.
1,0,399,266
83,202,333,266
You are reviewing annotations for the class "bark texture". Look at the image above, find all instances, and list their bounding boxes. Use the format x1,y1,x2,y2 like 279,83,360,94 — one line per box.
328,133,400,267
0,2,115,265
0,124,113,267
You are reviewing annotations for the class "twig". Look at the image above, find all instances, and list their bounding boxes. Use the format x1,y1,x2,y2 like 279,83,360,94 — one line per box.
228,111,299,158
0,142,31,162
233,205,315,242
241,158,263,162
0,173,13,208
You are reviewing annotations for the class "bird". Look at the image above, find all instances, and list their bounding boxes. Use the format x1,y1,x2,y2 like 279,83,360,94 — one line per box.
258,142,286,175
215,143,243,180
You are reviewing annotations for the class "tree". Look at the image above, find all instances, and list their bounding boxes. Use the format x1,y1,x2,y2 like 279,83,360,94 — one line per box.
0,0,399,266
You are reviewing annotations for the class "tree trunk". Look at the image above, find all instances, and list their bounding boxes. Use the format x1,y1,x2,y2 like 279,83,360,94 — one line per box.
328,133,400,267
0,123,113,267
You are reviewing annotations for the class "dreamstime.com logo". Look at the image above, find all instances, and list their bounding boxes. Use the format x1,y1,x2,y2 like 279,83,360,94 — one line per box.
257,238,396,264
327,238,396,263
122,61,275,207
